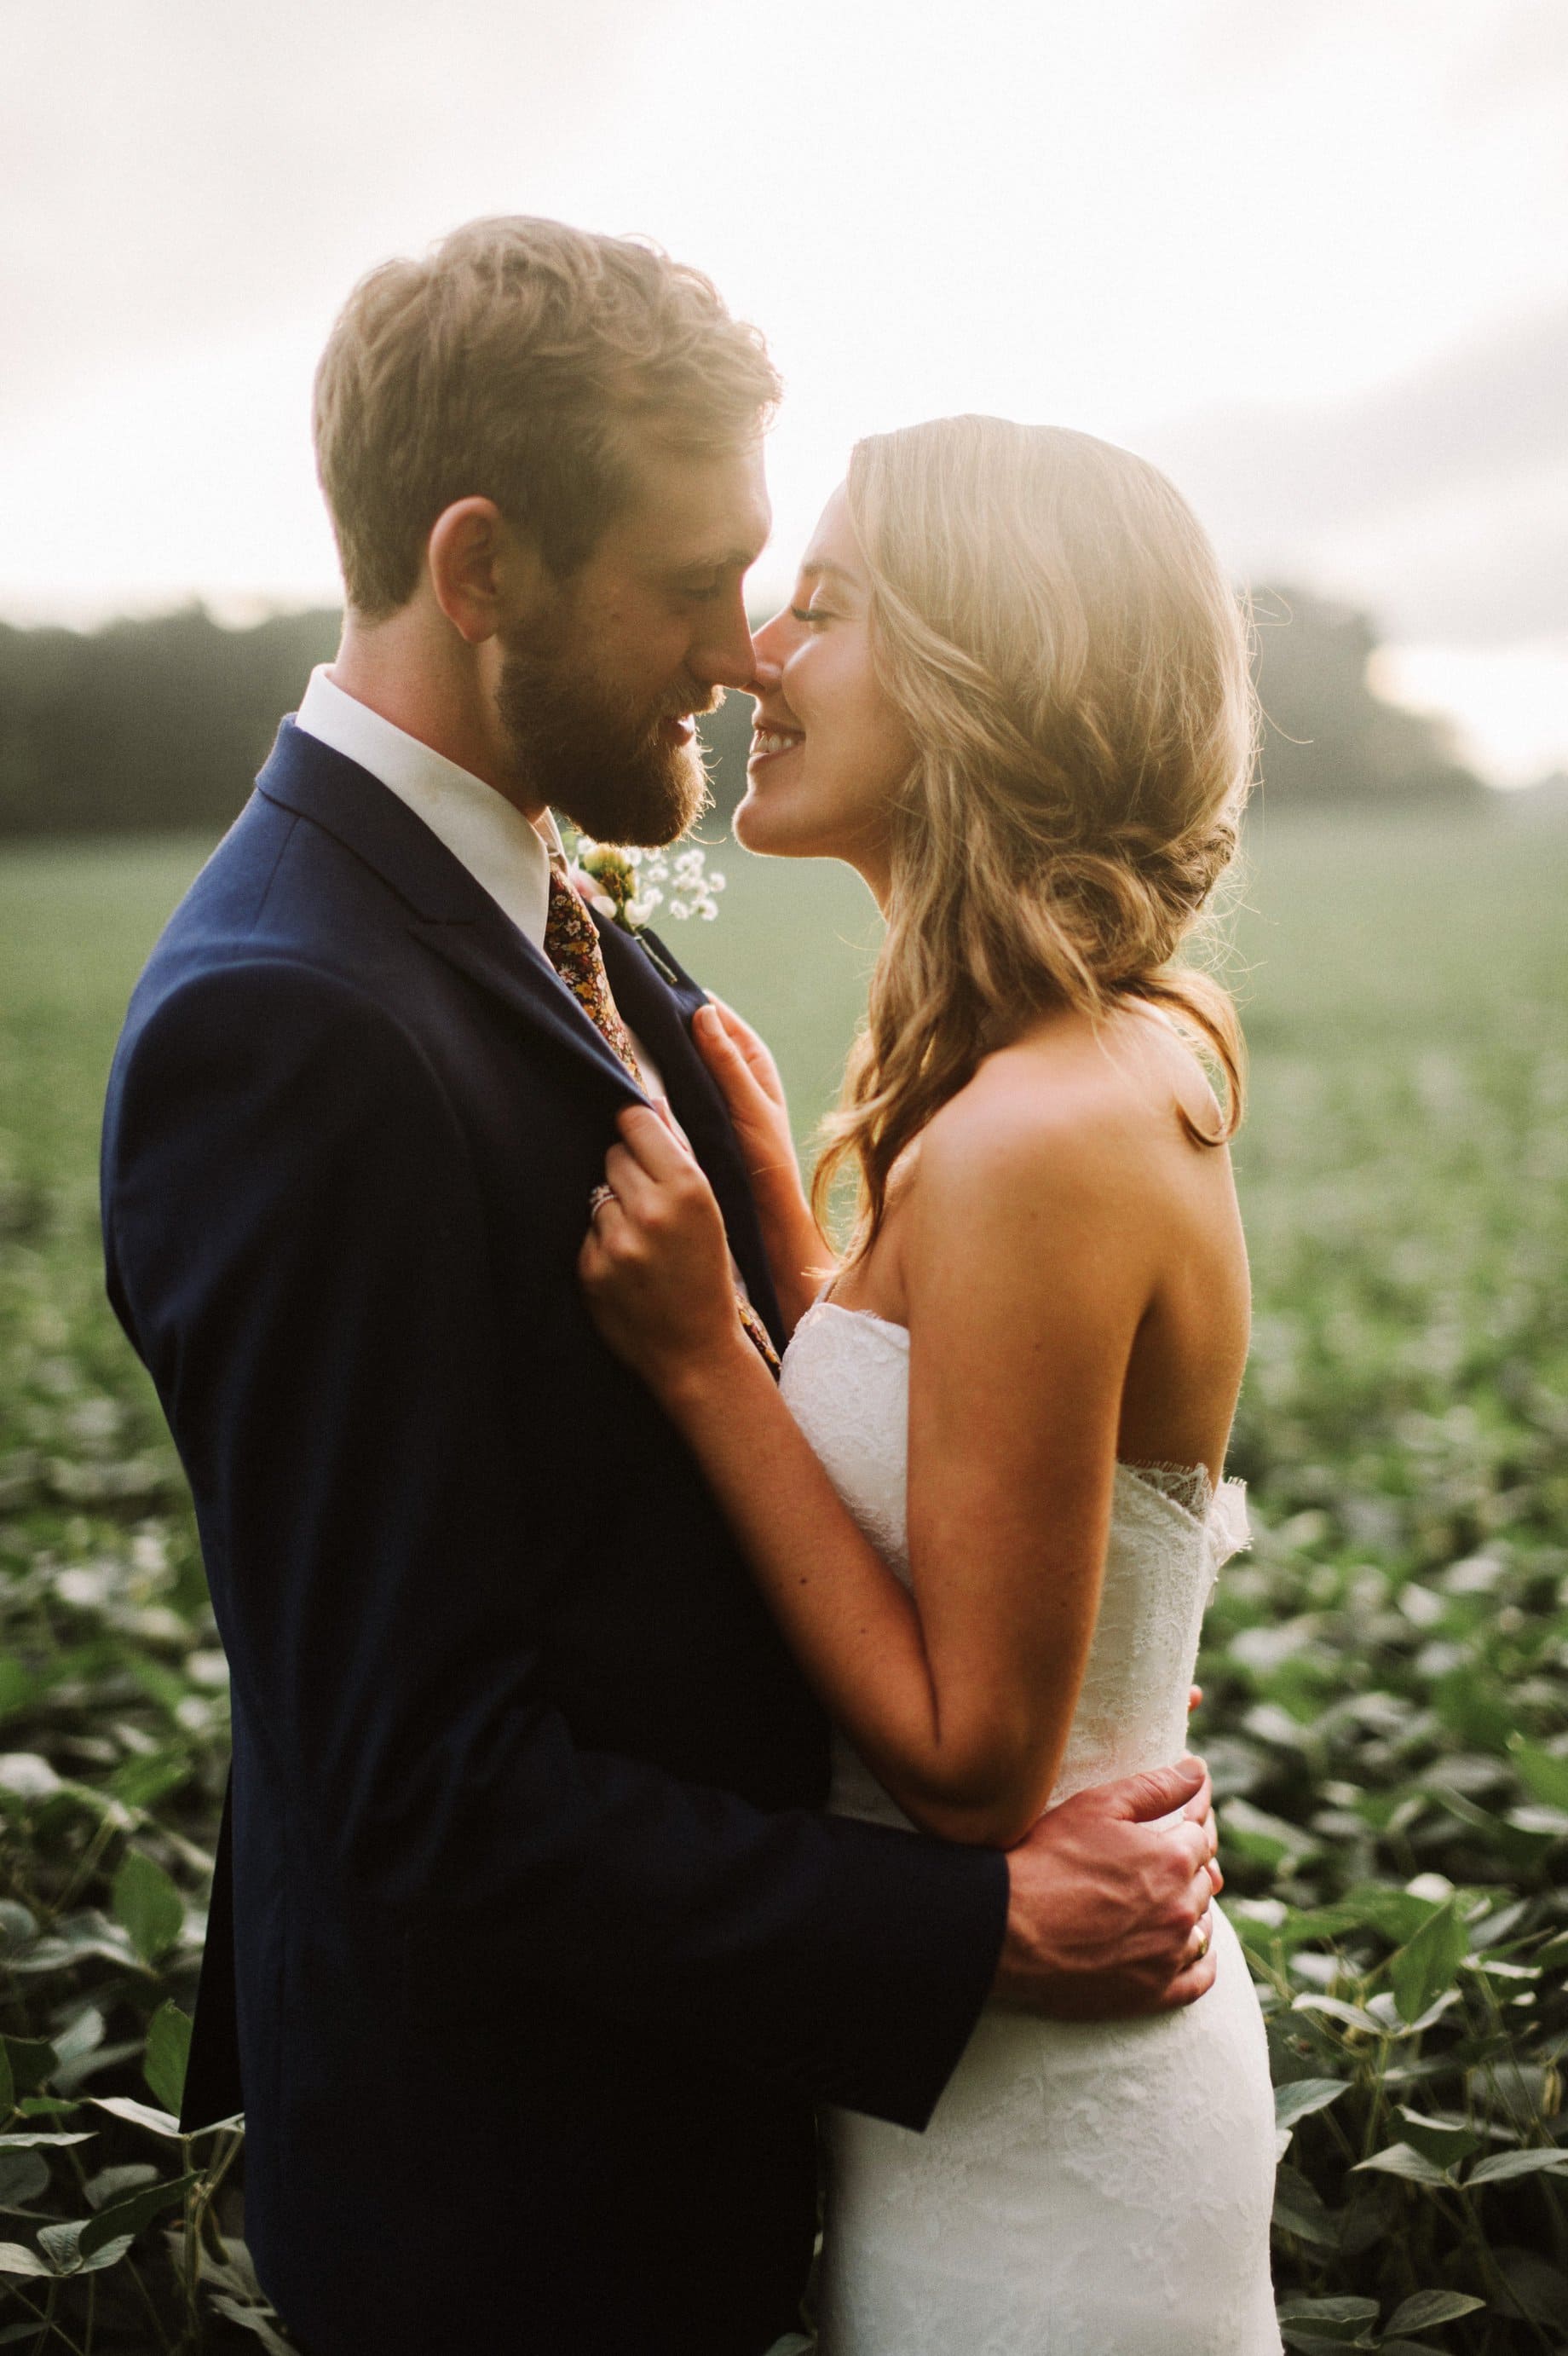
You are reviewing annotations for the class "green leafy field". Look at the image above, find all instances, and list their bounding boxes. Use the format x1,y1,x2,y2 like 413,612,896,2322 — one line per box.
2,810,1565,2352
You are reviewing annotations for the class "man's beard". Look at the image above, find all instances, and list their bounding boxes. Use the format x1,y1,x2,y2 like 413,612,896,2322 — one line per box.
496,628,715,848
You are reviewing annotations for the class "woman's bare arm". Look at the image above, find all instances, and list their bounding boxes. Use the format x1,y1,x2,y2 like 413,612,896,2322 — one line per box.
579,1078,1162,1848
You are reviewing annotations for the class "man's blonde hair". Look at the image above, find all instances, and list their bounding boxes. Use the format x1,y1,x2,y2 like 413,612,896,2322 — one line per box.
314,216,781,616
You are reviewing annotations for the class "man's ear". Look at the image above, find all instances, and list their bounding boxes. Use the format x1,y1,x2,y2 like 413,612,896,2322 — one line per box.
426,499,545,644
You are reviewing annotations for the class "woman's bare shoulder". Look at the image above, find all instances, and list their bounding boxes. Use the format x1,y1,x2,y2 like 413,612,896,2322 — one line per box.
925,1008,1204,1170
911,1032,1133,1243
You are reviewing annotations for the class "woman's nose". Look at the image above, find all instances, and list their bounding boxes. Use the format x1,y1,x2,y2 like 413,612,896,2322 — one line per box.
749,603,793,673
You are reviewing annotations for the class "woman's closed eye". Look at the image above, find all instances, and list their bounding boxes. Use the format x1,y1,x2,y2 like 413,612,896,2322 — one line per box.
790,603,835,627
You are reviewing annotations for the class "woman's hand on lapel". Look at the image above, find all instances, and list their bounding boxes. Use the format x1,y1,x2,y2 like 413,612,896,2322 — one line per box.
579,1106,752,1396
693,996,833,1330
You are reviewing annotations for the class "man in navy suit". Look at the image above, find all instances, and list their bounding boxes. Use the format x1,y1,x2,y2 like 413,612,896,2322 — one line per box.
101,217,1222,2353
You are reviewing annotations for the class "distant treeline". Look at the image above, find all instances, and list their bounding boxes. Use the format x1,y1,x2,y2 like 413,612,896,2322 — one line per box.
0,586,1484,840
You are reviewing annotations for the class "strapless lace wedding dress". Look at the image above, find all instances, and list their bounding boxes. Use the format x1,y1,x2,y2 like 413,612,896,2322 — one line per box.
780,1300,1281,2355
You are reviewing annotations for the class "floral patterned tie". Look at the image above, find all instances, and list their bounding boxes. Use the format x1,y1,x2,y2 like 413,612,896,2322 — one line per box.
544,866,642,1081
544,868,780,1372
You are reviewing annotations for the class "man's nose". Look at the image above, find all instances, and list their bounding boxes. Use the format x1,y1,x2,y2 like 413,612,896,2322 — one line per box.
689,586,759,692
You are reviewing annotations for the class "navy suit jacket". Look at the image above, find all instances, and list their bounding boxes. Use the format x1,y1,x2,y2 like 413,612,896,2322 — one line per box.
101,720,1008,2355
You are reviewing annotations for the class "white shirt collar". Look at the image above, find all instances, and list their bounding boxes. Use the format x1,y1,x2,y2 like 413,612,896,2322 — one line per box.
294,664,558,949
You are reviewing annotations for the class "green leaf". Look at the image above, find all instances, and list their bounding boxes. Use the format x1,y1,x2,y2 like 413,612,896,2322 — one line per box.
111,1849,184,1964
1495,2249,1568,2331
1507,1804,1568,1837
0,2045,10,2118
0,1660,37,1724
37,2215,138,2276
1292,1993,1384,2034
1272,2163,1340,2247
1508,1738,1568,1812
76,2233,135,2273
208,2297,298,2355
142,2001,192,2116
0,2131,95,2150
37,2219,84,2272
1326,1885,1442,1944
87,2095,182,2139
0,2039,56,2098
1393,2105,1480,2168
1367,1987,1461,2038
0,2151,49,2211
78,2169,197,2260
84,2163,159,2210
0,2242,50,2276
1277,2296,1381,2324
1352,2141,1453,2185
1275,2077,1351,2130
1386,2290,1486,2333
1221,1799,1320,1872
1466,2145,1568,2185
1433,1670,1515,1752
1390,1897,1467,2025
51,2007,104,2070
108,1750,190,1812
0,1903,36,1948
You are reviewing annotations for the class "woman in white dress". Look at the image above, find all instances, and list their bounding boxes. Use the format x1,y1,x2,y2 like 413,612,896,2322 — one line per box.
579,416,1281,2353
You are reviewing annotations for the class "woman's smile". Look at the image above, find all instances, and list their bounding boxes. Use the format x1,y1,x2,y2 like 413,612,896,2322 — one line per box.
748,722,805,767
731,482,909,894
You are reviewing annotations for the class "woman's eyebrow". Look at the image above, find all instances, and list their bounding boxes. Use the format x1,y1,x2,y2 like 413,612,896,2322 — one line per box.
798,557,862,591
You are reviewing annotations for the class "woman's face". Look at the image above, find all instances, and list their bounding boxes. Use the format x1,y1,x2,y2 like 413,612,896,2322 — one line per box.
734,484,913,897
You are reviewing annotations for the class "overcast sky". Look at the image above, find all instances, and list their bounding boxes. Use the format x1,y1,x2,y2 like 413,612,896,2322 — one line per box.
3,0,1565,781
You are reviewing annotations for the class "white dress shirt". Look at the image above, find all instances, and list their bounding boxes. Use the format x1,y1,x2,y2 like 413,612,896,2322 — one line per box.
295,666,664,1097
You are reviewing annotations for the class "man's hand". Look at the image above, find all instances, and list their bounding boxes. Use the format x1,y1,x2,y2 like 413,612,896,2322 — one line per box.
992,1756,1223,2019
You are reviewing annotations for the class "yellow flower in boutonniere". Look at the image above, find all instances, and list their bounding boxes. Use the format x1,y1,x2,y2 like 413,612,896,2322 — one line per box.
573,836,727,933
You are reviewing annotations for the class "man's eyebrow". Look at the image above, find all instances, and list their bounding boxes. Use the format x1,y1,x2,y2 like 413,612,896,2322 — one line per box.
673,544,768,575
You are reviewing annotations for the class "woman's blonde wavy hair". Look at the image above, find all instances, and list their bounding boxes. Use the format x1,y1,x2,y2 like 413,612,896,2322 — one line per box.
811,415,1256,1259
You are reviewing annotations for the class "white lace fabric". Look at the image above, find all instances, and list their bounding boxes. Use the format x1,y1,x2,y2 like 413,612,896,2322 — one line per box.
780,1301,1280,2355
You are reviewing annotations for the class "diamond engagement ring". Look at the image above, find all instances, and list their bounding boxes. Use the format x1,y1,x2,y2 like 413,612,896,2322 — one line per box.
589,1183,616,1219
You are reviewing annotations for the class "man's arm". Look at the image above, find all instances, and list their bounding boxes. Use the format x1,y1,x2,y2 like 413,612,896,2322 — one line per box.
103,956,1006,2130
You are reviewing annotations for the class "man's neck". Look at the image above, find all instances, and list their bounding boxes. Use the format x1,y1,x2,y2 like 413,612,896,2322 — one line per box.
330,613,546,822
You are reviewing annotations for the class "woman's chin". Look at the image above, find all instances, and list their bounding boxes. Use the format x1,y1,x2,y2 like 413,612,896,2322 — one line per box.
733,784,806,859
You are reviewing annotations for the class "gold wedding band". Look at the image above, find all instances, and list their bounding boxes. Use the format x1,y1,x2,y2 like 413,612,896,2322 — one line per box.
1195,1920,1211,1960
589,1183,616,1218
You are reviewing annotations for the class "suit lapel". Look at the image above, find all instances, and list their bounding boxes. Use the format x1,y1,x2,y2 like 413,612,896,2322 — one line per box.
409,915,649,1106
258,719,644,1110
598,919,786,1348
257,721,785,1345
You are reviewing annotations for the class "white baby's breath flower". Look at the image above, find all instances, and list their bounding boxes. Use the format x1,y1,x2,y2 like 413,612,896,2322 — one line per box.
562,826,723,933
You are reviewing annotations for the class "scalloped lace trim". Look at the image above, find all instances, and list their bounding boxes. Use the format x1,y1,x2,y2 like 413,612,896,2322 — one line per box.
1120,1458,1216,1518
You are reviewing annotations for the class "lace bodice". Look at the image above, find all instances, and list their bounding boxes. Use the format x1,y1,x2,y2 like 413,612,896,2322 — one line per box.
778,1299,1249,1828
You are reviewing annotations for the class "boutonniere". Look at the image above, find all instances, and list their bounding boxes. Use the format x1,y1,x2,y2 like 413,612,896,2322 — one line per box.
573,836,728,933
